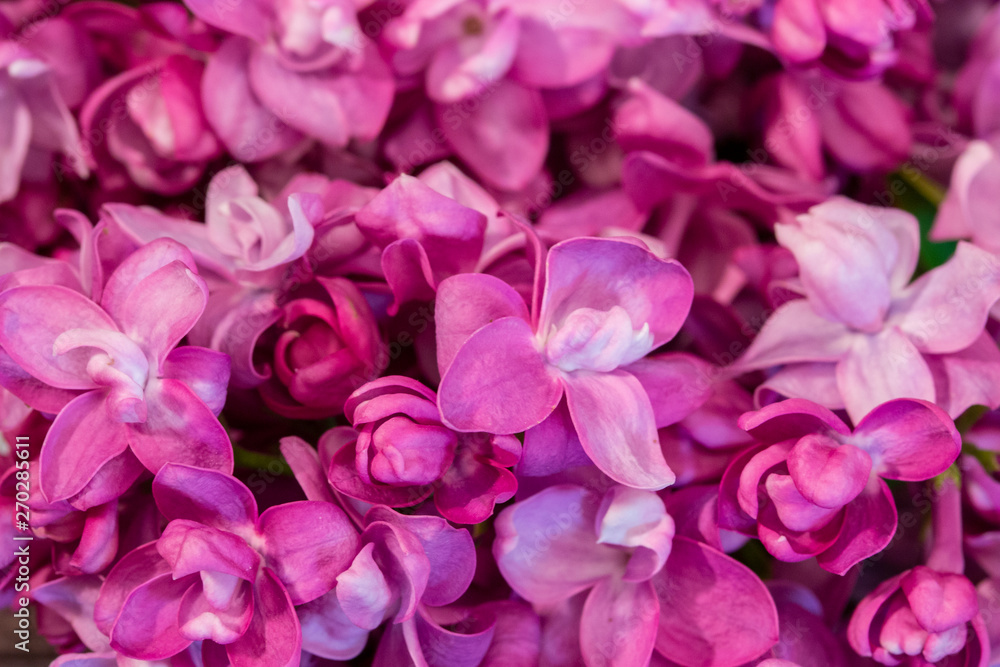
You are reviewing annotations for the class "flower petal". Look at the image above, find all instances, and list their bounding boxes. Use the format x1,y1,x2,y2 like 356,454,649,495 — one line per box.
652,536,779,667
579,578,659,667
853,398,960,481
564,370,675,490
153,463,258,532
438,316,562,434
109,572,195,660
732,300,852,371
816,478,897,575
226,568,301,667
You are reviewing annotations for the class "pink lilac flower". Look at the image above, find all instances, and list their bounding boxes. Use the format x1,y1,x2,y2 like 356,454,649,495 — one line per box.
732,197,1000,421
96,463,359,665
435,235,694,490
719,398,960,573
0,238,232,506
494,482,779,667
325,375,520,523
182,0,394,162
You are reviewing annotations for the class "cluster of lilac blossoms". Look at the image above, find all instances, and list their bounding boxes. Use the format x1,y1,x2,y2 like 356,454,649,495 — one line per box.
8,1,1000,667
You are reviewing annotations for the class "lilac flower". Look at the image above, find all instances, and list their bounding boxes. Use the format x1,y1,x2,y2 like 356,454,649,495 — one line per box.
435,236,693,490
182,0,394,162
733,197,1000,421
0,238,232,506
100,165,322,388
79,54,222,195
308,505,490,665
494,483,779,667
719,398,960,573
96,463,359,665
848,567,988,665
0,42,88,203
933,140,1000,257
326,375,520,524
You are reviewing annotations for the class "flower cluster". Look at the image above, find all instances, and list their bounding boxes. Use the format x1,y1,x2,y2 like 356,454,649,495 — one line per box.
4,1,1000,667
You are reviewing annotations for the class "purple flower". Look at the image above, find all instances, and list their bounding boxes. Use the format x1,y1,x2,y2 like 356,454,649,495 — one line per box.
933,140,1000,257
848,566,988,666
719,398,960,574
733,197,1000,421
95,463,359,666
435,236,693,490
326,375,520,523
0,238,232,507
494,483,779,667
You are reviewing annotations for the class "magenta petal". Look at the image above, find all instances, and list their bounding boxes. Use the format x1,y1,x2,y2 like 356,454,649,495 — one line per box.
153,463,258,532
109,572,195,660
128,377,232,475
738,398,850,444
580,578,658,667
336,543,394,630
494,485,621,607
435,273,530,376
435,80,548,191
70,501,120,574
157,520,260,580
100,238,198,330
540,238,694,349
412,604,497,667
0,285,116,389
853,398,961,481
365,507,476,607
438,316,562,434
925,332,1000,418
95,543,171,636
564,370,675,490
40,390,130,502
653,536,779,667
0,347,79,413
771,0,826,62
378,239,437,313
227,569,301,667
178,579,253,644
258,501,359,605
816,478,897,575
161,347,231,416
182,0,271,41
435,442,518,524
519,399,592,477
279,436,336,504
626,353,715,428
787,435,872,509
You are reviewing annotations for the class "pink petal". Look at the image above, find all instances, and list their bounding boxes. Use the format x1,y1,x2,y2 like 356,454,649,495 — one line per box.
178,579,253,644
653,536,779,667
410,605,496,667
925,332,1000,418
739,398,851,444
299,588,370,660
0,285,117,390
493,485,623,608
95,542,171,636
818,81,911,173
564,370,675,490
435,438,518,524
227,569,302,667
626,353,715,429
109,572,195,660
765,473,842,533
435,80,548,191
732,300,852,371
248,43,393,148
127,377,232,475
201,37,304,163
894,242,1000,354
816,478,897,575
771,0,826,62
510,20,615,89
182,0,272,42
853,398,960,481
426,11,519,102
153,463,258,532
787,434,872,508
101,238,198,332
161,347,231,416
519,399,592,477
434,272,530,377
157,520,260,580
279,436,336,504
540,237,693,349
438,316,562,434
336,543,394,630
901,567,979,633
258,501,359,605
836,328,936,423
39,390,130,502
580,578,659,667
33,575,110,652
